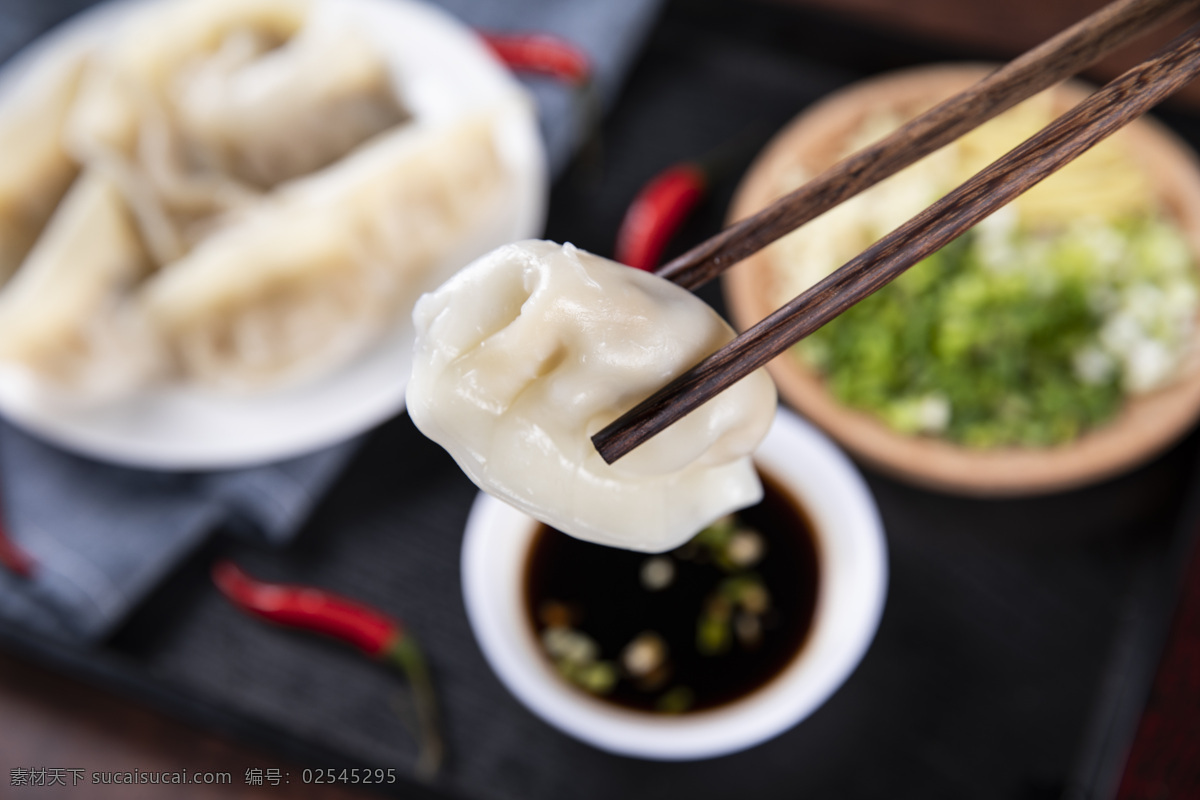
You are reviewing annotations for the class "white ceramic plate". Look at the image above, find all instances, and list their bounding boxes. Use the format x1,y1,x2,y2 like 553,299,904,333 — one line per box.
461,409,888,760
0,0,547,469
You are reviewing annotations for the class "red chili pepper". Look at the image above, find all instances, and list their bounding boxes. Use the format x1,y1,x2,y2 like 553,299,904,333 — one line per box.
479,31,603,174
478,32,591,87
0,528,34,577
212,560,442,778
615,163,708,272
0,497,33,577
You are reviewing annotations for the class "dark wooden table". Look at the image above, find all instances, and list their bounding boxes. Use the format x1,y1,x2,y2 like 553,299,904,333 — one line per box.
0,649,373,800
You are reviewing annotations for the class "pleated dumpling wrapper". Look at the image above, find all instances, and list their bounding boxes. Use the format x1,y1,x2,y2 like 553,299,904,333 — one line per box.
140,111,505,391
407,240,778,552
0,168,160,397
0,48,85,284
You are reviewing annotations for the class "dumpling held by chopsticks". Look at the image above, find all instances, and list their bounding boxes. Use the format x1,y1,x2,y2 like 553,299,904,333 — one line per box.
406,240,778,552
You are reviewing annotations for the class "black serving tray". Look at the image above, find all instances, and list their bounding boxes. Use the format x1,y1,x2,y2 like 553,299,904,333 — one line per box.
4,1,1200,799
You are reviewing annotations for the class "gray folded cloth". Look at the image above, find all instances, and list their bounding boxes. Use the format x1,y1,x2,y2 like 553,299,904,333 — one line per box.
0,0,662,643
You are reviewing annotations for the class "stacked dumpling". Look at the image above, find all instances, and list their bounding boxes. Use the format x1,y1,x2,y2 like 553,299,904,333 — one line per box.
0,0,512,397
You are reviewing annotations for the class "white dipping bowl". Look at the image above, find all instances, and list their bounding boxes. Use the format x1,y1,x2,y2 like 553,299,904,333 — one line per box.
461,408,887,760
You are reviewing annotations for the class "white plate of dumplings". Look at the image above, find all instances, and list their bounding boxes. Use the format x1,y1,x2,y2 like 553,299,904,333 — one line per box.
0,0,546,468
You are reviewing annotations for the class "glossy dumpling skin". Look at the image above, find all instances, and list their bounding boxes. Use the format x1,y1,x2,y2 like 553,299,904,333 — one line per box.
407,240,778,552
140,113,505,390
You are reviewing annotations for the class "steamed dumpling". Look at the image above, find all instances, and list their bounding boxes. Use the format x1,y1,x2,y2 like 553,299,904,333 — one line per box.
63,0,404,264
0,50,85,284
0,168,160,396
62,0,309,265
406,240,778,552
140,207,376,388
69,0,403,189
174,17,406,189
140,112,506,389
0,0,526,402
64,0,310,163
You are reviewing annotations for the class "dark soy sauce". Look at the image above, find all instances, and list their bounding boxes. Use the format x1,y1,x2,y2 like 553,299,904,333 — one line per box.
524,468,820,714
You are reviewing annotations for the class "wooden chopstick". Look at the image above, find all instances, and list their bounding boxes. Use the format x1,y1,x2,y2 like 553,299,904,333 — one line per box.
655,0,1198,291
593,21,1200,465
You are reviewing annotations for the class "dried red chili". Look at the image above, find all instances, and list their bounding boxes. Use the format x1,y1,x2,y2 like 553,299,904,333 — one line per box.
479,31,602,172
0,531,33,577
615,162,708,272
0,505,33,577
478,32,591,87
211,560,442,778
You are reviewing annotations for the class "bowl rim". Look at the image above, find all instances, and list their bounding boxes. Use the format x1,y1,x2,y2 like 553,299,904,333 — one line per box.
723,62,1200,496
460,408,887,760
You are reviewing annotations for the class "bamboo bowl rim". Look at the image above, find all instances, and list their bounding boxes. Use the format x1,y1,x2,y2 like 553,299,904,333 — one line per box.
722,63,1200,496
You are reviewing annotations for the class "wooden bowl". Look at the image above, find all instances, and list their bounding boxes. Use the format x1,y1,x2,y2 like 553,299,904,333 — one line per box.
723,64,1200,496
